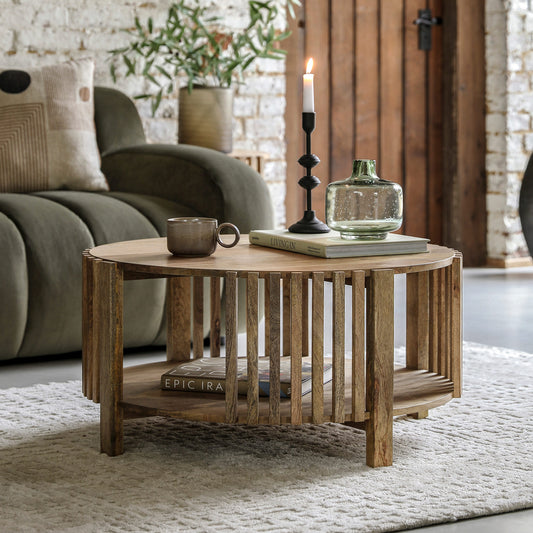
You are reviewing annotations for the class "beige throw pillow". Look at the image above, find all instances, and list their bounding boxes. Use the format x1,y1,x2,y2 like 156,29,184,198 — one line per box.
0,58,108,193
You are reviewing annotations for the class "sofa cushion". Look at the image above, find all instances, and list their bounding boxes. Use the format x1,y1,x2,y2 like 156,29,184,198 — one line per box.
0,58,108,193
0,212,28,359
0,192,202,359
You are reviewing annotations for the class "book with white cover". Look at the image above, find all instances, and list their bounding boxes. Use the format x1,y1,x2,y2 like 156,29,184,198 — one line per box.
249,229,429,258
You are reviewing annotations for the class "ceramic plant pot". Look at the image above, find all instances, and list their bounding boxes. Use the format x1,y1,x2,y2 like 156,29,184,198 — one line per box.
178,86,233,153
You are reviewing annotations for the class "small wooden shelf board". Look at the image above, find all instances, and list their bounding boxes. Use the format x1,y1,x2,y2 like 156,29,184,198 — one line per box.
122,359,454,424
83,236,462,468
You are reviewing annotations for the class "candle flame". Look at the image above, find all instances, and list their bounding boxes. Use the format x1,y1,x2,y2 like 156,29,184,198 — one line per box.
306,58,314,74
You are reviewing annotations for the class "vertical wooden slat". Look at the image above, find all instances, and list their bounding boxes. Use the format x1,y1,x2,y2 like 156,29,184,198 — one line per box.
192,277,204,358
97,260,124,456
283,277,291,356
82,252,94,400
91,258,103,403
404,0,428,238
247,273,259,425
264,272,271,360
355,0,379,159
352,270,366,422
167,276,191,362
301,276,309,356
225,272,238,424
332,271,345,423
438,268,446,376
331,0,355,180
428,269,439,372
304,0,330,223
379,0,403,186
445,265,452,378
210,277,221,357
366,269,394,467
290,272,303,425
267,273,281,424
451,252,463,397
428,0,444,244
311,272,325,424
406,271,430,370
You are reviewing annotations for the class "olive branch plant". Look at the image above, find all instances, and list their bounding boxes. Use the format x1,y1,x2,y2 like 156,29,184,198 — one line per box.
109,0,300,115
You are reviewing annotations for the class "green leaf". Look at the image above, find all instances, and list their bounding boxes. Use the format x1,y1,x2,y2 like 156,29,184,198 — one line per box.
145,73,161,87
109,63,116,83
122,55,136,76
142,58,154,76
242,56,255,71
275,30,291,41
155,65,173,80
151,88,163,116
134,16,143,34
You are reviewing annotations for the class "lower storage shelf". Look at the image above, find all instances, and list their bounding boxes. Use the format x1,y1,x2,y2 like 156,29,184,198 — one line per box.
120,359,455,425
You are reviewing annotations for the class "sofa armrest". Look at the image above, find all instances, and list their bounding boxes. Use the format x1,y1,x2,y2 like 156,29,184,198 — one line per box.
101,143,275,233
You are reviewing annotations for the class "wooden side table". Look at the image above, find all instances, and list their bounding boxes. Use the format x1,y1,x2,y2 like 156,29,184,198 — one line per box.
229,151,267,175
82,237,462,467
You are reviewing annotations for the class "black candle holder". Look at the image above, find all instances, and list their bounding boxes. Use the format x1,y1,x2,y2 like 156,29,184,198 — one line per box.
288,112,330,233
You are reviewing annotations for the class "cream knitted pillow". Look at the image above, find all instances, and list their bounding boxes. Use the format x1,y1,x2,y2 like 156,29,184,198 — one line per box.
0,58,108,193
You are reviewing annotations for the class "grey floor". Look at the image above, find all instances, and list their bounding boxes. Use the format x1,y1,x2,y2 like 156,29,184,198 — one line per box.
1,266,532,532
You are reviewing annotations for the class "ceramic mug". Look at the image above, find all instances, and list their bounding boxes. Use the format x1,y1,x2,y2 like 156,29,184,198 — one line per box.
167,217,240,257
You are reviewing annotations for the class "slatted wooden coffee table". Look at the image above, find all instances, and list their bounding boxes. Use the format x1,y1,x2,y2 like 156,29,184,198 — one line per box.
82,237,462,467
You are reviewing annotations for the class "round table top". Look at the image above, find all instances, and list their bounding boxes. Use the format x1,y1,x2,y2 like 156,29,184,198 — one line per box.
89,236,457,277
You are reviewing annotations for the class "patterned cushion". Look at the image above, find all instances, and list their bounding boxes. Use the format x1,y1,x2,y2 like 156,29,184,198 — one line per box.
0,58,108,193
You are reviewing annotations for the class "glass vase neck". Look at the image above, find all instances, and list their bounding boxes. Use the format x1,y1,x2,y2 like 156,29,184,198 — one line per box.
351,159,378,179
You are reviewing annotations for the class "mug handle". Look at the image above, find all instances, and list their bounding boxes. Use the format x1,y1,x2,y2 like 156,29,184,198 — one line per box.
216,223,240,248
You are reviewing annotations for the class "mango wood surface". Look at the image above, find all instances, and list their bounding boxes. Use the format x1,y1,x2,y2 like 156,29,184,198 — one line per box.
246,273,259,425
95,259,124,456
84,239,462,468
311,272,325,424
366,269,395,467
89,237,455,277
267,273,281,424
120,359,454,424
224,272,238,424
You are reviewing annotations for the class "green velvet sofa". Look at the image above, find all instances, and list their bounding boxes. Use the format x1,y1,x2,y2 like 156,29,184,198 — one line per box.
0,87,274,361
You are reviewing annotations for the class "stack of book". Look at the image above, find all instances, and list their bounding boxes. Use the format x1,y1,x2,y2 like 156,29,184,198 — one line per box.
161,357,332,398
249,229,429,259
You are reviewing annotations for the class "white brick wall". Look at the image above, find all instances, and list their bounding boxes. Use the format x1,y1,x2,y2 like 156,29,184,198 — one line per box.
486,0,532,261
0,0,288,226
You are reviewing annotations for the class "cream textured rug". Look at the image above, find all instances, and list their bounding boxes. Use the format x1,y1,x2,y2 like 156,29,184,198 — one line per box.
1,342,532,533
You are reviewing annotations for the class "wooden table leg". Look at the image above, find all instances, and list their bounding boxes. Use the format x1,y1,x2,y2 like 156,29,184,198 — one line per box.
95,259,124,456
82,251,95,401
450,253,463,397
366,269,394,467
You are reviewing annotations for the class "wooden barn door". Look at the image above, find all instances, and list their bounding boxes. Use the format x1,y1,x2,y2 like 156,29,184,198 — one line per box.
284,0,486,264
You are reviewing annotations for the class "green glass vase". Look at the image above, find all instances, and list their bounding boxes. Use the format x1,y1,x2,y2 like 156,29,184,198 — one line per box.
325,159,403,240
